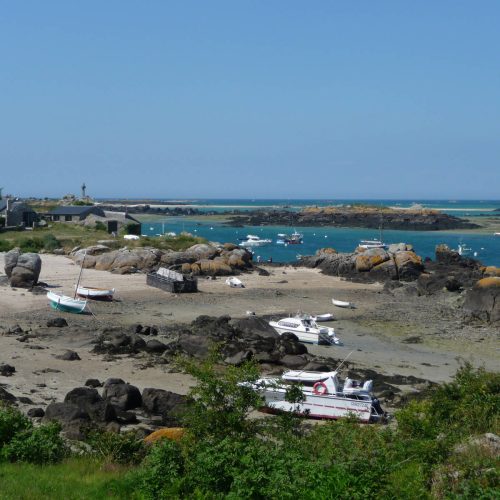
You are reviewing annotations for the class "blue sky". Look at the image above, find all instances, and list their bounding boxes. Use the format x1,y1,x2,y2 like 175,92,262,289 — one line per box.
1,1,499,199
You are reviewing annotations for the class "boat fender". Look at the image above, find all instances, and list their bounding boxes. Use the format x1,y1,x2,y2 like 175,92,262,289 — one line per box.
313,381,328,395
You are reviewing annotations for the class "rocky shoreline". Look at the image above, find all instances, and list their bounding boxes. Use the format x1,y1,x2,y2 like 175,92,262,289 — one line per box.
226,207,480,230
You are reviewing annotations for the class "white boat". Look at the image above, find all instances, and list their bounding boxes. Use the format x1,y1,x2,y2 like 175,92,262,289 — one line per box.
332,298,354,309
75,285,115,300
239,235,272,247
123,234,140,240
312,313,334,322
47,291,87,313
276,233,287,245
226,277,245,288
269,314,340,345
250,369,384,422
285,231,303,245
359,239,387,249
495,232,500,236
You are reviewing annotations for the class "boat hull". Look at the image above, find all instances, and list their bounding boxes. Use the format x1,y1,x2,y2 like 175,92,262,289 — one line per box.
47,292,87,313
76,286,115,300
262,388,373,422
269,323,336,345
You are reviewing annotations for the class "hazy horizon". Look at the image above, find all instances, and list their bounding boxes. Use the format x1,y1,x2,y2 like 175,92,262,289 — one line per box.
2,1,499,199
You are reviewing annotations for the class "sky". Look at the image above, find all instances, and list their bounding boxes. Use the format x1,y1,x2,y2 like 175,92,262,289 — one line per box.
1,1,499,199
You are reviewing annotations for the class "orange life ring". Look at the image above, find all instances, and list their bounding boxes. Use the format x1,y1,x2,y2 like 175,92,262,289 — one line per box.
313,381,328,395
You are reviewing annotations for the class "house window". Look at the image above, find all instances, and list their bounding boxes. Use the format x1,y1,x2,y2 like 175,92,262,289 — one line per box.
65,215,72,222
53,215,60,221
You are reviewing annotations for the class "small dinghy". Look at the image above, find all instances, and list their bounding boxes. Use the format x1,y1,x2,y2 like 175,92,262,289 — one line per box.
312,313,334,322
226,277,245,288
332,298,355,309
47,291,87,313
75,285,115,300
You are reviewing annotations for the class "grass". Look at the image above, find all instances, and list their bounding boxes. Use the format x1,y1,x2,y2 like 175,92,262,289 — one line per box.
0,224,207,254
0,458,139,499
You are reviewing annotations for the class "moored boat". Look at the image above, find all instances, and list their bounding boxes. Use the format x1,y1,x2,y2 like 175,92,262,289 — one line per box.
239,234,272,247
332,298,354,309
359,239,387,249
47,291,87,313
249,369,384,422
269,314,340,345
226,277,245,288
75,285,115,300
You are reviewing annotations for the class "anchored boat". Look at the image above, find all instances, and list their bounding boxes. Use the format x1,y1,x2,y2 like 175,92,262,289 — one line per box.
269,314,340,345
75,285,115,300
250,369,385,422
47,291,87,313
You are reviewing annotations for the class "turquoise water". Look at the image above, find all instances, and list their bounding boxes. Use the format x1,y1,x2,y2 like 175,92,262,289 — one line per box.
142,217,500,267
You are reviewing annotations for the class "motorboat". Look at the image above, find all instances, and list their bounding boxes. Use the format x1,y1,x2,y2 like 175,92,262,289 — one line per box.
269,314,340,345
276,233,287,245
285,231,303,245
332,298,354,309
249,369,384,422
47,291,87,313
75,285,115,301
359,239,387,249
239,235,272,247
226,277,245,288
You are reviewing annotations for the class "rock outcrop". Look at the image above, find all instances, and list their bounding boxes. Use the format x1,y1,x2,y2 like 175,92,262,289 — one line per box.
4,248,42,288
300,244,423,282
71,243,253,276
463,277,500,324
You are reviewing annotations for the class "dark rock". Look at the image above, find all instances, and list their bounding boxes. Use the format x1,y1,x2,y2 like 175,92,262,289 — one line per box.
129,335,147,349
224,350,253,365
102,379,142,411
0,364,15,376
17,397,34,404
145,339,167,353
43,402,90,440
55,350,81,361
463,277,500,323
47,318,68,328
115,409,138,424
85,379,102,388
27,407,45,418
5,249,42,288
280,354,308,369
231,316,279,339
0,387,17,403
178,334,211,359
141,388,187,425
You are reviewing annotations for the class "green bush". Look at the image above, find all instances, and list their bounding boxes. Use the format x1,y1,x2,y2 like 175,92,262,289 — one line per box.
138,440,184,499
0,239,13,252
2,422,66,465
42,233,61,251
94,221,107,232
18,237,45,252
86,430,146,465
0,405,32,448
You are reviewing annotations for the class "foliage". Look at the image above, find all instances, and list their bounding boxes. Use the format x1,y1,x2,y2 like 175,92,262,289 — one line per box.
94,220,107,232
86,430,146,465
137,440,184,499
0,405,32,448
138,233,207,252
0,239,13,251
2,423,67,465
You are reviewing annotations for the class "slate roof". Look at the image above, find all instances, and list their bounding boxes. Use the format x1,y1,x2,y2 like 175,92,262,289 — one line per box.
49,206,98,216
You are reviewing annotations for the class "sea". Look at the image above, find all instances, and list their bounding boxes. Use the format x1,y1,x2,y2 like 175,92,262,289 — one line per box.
133,199,500,267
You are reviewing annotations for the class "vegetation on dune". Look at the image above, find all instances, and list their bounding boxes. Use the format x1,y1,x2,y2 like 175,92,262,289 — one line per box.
0,224,206,254
0,363,498,498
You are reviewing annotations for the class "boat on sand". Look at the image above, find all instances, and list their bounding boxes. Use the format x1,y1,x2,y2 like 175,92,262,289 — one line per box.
47,291,87,313
269,314,340,345
332,298,354,309
75,285,115,300
247,369,385,422
226,277,245,288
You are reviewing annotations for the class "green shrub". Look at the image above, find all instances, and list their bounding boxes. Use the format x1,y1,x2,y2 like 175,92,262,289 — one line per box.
42,233,61,251
94,221,107,232
86,430,146,465
0,406,32,449
2,422,66,465
0,239,13,252
18,237,45,252
138,440,184,499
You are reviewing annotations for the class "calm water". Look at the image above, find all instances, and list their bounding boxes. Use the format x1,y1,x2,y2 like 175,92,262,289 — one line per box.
141,216,500,267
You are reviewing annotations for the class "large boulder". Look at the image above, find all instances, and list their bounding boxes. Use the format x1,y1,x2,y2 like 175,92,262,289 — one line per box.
102,379,142,410
463,277,500,323
393,251,424,280
4,248,42,288
141,388,187,425
43,402,90,440
64,387,116,423
177,334,212,358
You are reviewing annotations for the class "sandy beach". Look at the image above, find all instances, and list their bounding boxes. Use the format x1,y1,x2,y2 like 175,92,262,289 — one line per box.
1,253,498,413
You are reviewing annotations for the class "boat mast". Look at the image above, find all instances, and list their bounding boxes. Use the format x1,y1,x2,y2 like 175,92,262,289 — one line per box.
74,251,86,299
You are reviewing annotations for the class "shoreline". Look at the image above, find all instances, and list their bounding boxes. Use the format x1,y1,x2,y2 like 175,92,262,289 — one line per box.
1,254,498,410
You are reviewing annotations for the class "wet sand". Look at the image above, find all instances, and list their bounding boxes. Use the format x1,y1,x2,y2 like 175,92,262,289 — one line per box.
1,254,498,408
